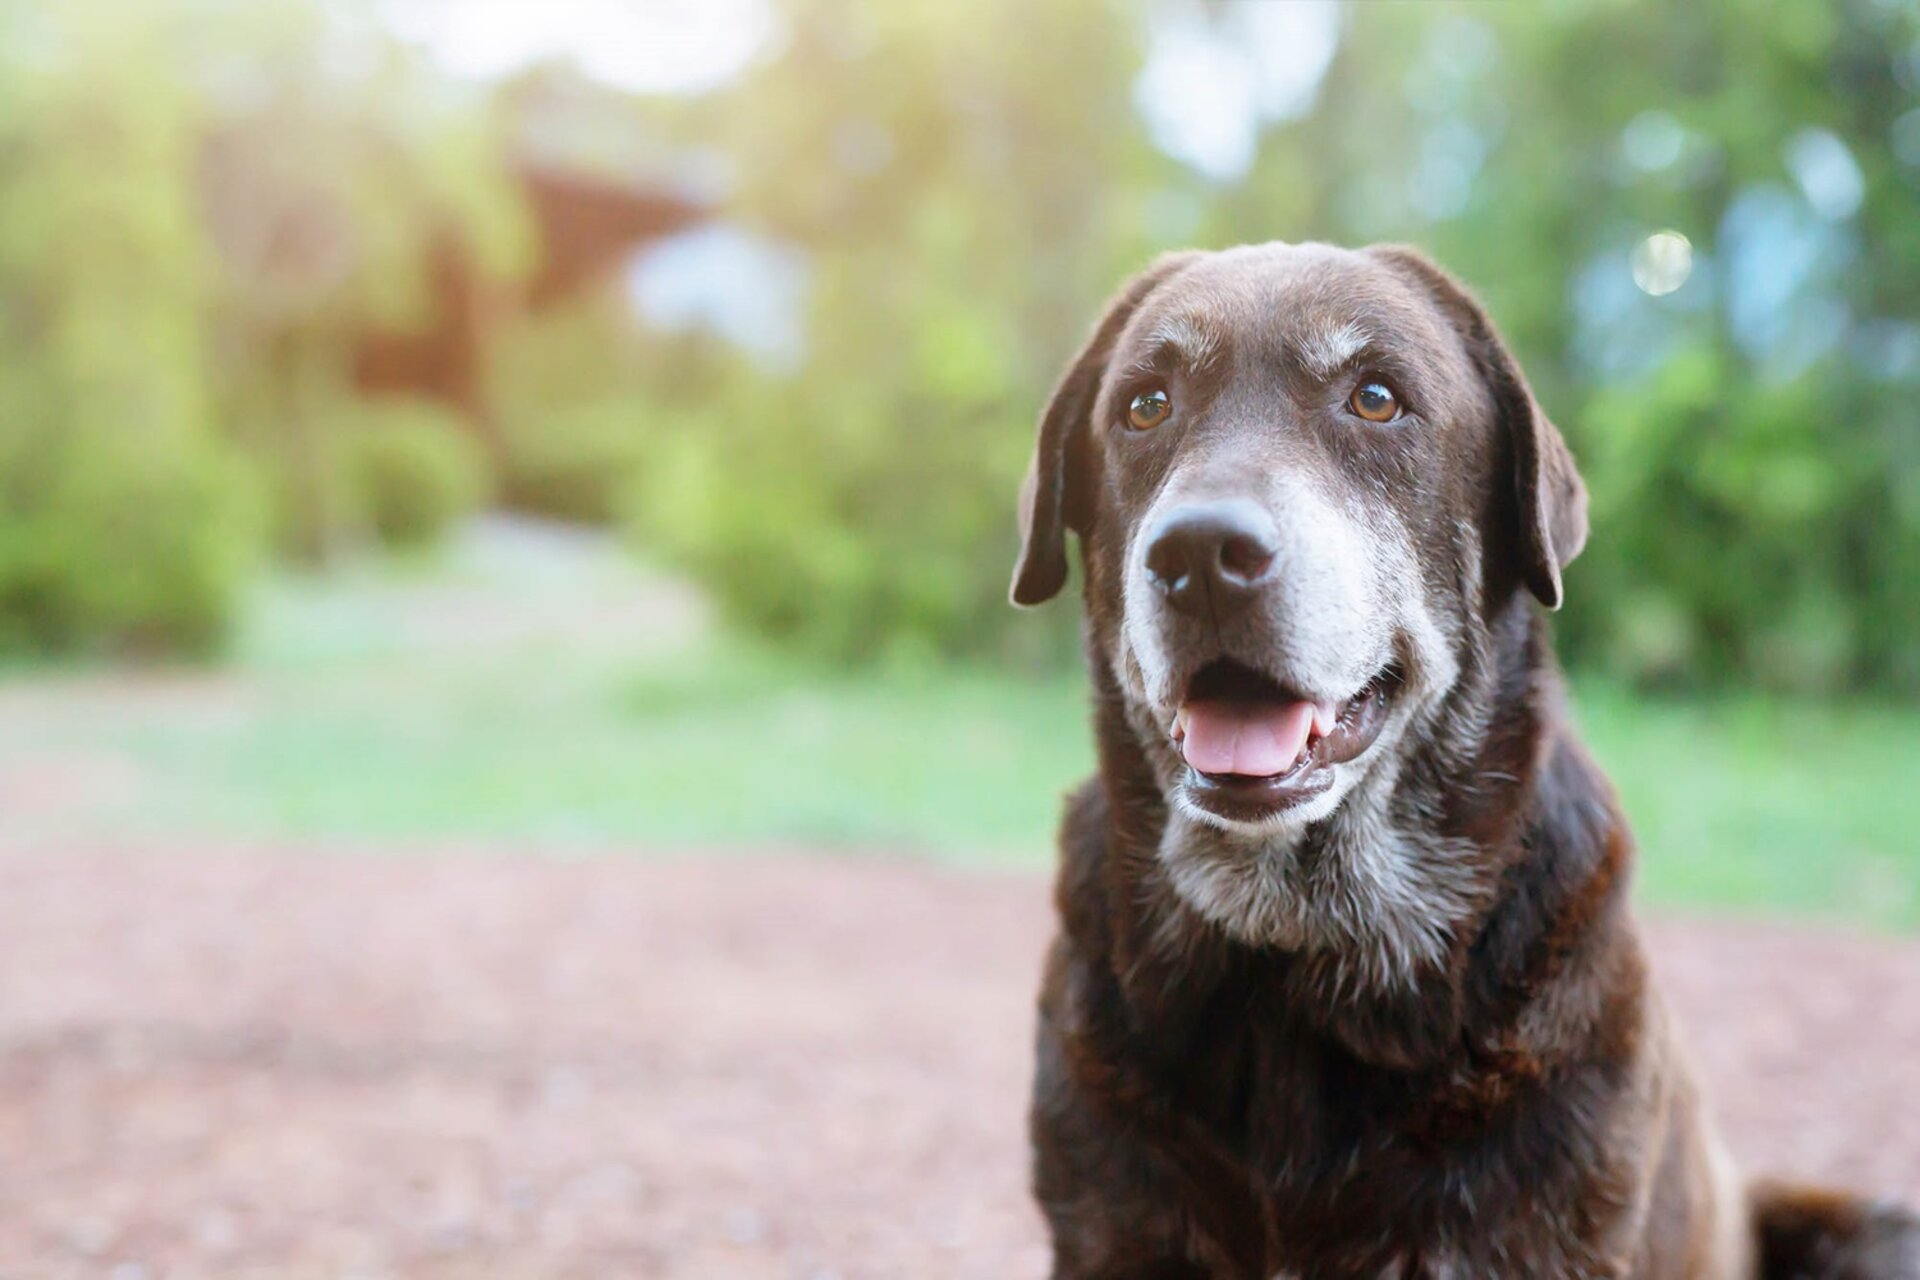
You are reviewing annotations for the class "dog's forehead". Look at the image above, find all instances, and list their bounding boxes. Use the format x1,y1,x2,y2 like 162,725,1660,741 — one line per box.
1121,242,1455,370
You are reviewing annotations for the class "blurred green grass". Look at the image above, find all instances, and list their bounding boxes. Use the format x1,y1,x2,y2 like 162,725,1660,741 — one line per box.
1,540,1913,929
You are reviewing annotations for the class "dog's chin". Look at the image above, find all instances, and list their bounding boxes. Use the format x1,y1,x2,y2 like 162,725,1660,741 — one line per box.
1173,767,1351,837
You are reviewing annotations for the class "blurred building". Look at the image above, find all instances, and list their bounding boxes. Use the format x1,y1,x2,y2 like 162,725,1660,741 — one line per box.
350,161,704,428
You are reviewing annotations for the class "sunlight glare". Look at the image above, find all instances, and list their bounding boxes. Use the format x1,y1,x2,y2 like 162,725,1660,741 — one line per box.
380,0,778,95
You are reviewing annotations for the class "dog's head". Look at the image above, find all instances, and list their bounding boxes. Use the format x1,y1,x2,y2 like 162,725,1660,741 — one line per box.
1013,243,1588,970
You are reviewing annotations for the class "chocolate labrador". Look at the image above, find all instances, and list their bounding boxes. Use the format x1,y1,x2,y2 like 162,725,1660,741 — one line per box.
1010,243,1918,1278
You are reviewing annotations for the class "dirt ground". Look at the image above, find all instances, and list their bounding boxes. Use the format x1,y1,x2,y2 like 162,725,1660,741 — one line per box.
0,850,1915,1279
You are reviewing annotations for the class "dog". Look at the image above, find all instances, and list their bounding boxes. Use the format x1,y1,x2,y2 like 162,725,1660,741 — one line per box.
1009,242,1919,1278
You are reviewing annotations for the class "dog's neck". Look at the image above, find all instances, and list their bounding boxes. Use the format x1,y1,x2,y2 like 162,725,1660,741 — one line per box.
1085,593,1629,1071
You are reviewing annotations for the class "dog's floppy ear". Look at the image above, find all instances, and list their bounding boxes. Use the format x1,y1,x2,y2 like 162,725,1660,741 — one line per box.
1367,245,1588,610
1010,252,1202,607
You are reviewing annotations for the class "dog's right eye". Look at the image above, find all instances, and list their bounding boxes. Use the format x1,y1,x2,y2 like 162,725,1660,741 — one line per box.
1127,389,1173,431
1348,381,1401,423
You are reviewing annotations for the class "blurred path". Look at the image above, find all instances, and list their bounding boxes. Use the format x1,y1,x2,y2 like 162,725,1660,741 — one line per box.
0,850,1913,1278
0,516,712,847
235,514,711,668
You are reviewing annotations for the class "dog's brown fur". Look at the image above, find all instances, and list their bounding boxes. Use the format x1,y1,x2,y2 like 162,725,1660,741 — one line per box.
1012,243,1919,1279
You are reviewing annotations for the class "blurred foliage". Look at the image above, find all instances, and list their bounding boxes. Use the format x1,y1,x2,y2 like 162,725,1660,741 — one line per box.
487,300,726,524
0,0,1914,690
630,0,1920,690
502,397,653,526
197,1,529,565
1308,0,1920,693
0,0,526,654
631,0,1162,666
343,398,488,552
0,0,261,656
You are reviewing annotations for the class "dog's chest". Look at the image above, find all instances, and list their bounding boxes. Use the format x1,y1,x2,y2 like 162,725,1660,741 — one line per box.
1147,1001,1582,1277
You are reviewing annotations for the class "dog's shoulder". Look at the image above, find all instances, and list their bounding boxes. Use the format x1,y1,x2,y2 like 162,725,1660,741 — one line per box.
1050,776,1112,952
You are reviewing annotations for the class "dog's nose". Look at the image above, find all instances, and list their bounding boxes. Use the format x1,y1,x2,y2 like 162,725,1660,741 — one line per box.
1142,500,1280,617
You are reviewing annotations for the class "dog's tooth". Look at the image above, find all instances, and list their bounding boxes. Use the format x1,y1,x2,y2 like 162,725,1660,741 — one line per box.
1170,707,1189,742
1312,701,1340,738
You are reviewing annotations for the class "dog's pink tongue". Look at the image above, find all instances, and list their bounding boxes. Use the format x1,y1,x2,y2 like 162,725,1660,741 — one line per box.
1180,699,1315,777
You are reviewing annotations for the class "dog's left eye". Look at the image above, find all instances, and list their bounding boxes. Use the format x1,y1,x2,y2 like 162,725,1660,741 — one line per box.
1348,381,1400,423
1127,389,1173,431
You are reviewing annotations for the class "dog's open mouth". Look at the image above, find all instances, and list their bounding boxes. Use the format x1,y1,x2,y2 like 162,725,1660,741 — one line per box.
1170,658,1399,821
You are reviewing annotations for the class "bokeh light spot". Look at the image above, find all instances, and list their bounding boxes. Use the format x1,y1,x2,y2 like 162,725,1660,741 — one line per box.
1631,230,1694,296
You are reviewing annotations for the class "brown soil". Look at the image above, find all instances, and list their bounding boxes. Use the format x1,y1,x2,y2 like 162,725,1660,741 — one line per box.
0,849,1913,1278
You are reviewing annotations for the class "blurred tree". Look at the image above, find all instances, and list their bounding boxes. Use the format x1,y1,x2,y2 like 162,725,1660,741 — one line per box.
192,0,531,563
0,0,531,652
0,0,260,656
633,0,1174,664
1276,0,1920,692
1,0,1913,690
637,0,1919,691
339,396,489,552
